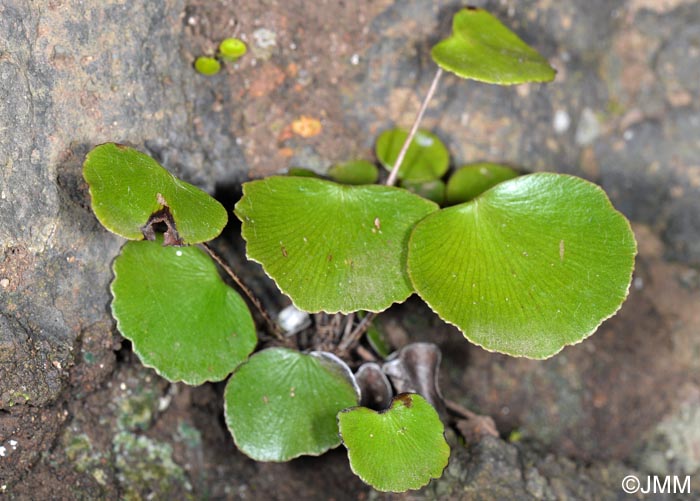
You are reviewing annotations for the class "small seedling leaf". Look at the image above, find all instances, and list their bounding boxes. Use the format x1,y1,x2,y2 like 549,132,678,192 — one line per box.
328,160,379,185
401,179,446,205
111,238,256,385
224,348,360,461
219,37,247,62
338,393,450,492
366,323,391,358
376,129,449,182
194,56,221,75
446,163,519,204
287,167,320,178
83,143,227,244
235,176,438,313
408,173,636,358
431,8,556,85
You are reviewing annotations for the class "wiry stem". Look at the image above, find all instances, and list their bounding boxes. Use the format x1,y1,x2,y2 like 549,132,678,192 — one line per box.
339,312,376,351
338,67,445,351
385,67,444,187
343,312,355,341
335,69,444,351
444,398,478,419
200,243,285,342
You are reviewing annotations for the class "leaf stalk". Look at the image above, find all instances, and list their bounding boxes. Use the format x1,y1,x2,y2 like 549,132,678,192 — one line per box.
201,243,286,342
385,67,443,187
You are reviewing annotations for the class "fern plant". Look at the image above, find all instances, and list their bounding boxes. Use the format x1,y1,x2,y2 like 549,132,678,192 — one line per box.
82,8,636,492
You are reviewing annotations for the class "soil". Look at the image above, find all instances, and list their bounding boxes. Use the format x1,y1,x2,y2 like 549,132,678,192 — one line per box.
2,0,700,499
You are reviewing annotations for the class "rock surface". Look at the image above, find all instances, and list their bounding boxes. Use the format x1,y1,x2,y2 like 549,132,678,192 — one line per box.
1,0,700,498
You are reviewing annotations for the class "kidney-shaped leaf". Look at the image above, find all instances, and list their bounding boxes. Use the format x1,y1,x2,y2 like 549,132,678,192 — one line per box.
328,160,379,185
224,348,360,462
376,129,449,182
401,179,446,205
408,173,637,359
235,176,438,313
111,238,257,385
432,8,556,85
446,163,519,205
338,393,450,492
84,143,227,244
287,167,320,178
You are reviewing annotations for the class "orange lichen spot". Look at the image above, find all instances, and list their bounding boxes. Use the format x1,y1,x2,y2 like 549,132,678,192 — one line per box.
291,116,322,138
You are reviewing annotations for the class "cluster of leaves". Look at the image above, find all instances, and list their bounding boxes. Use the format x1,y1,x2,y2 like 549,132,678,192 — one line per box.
82,8,636,493
84,142,451,491
294,131,519,207
194,37,247,76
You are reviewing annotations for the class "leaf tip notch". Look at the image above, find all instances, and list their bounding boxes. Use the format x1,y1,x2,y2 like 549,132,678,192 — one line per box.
431,8,557,85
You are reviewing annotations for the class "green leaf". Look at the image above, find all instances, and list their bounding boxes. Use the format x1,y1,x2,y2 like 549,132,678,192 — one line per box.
218,38,247,62
224,348,360,461
328,160,379,185
111,238,257,385
401,179,446,205
431,8,556,85
338,393,450,492
83,143,227,244
287,167,320,178
234,176,438,313
194,56,221,75
446,163,519,204
375,129,449,182
366,323,391,358
408,173,637,359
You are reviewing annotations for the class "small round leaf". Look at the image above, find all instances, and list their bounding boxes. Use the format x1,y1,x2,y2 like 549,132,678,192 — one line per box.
234,176,438,313
83,143,227,244
111,238,257,385
338,393,450,492
408,173,637,359
224,348,360,462
401,179,446,205
219,38,247,61
194,56,221,75
446,163,518,204
287,167,320,178
366,323,391,359
431,8,556,85
376,129,450,182
328,160,379,185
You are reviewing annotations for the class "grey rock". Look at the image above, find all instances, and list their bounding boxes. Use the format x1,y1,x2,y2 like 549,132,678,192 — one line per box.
418,436,664,501
0,0,249,487
597,107,700,264
574,107,601,146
